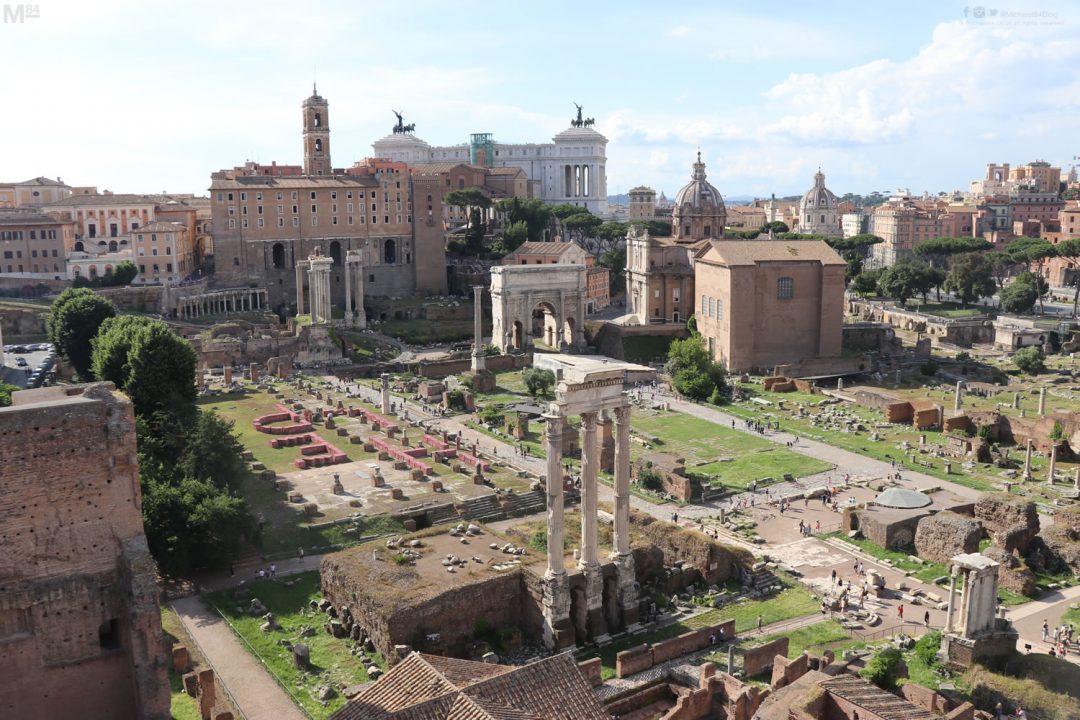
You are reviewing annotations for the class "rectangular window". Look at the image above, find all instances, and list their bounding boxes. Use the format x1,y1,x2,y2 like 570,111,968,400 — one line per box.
257,205,263,215
278,218,284,227
292,191,298,200
716,298,723,320
152,248,158,256
256,192,262,201
292,217,299,227
331,191,337,200
228,218,236,229
257,218,264,228
167,263,173,272
332,217,338,225
241,218,248,229
240,192,246,201
777,277,794,299
310,191,316,200
311,205,317,213
139,264,145,273
276,192,283,201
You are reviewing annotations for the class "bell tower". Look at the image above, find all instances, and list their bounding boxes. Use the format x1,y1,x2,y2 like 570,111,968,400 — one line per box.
303,85,331,176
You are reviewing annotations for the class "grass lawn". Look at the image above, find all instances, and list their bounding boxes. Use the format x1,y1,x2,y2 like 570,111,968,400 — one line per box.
161,607,205,720
207,572,379,719
622,335,676,364
632,410,833,491
581,584,819,679
902,301,987,319
375,317,475,344
825,533,947,584
198,390,312,476
722,393,998,493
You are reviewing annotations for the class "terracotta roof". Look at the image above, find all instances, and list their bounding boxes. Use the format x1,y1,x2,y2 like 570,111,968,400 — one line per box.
698,239,845,266
211,175,380,189
819,675,934,720
332,652,608,720
504,241,582,257
0,210,70,226
409,163,477,175
135,221,187,232
487,167,526,176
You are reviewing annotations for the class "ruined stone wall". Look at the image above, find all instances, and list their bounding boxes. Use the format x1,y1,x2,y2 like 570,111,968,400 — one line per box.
320,554,536,661
743,637,789,678
914,512,982,564
633,513,752,586
0,383,169,720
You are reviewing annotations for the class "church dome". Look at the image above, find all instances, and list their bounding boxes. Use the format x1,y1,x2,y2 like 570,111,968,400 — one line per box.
801,169,837,210
674,152,725,212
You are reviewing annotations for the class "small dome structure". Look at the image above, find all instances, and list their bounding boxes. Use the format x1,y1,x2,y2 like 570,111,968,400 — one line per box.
873,487,932,509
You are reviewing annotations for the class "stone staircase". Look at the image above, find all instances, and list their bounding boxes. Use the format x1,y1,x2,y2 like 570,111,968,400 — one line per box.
460,488,548,524
750,565,781,594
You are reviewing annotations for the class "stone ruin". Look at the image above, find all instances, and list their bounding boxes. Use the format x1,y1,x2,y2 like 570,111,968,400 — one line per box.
913,511,982,564
941,553,1018,667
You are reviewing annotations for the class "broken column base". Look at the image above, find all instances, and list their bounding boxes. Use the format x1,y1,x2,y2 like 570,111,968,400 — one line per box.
541,572,574,650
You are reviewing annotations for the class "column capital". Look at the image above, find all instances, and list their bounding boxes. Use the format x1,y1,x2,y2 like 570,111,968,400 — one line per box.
580,411,598,429
543,412,563,436
613,402,631,424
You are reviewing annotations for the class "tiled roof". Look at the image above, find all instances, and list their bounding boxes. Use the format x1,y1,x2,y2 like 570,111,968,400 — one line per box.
420,654,514,687
699,239,845,266
487,167,525,176
505,242,581,257
44,193,156,207
332,652,608,720
210,175,379,189
0,210,70,225
409,163,477,175
819,675,934,720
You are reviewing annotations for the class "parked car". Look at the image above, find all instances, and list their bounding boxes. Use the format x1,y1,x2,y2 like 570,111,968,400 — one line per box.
16,357,28,367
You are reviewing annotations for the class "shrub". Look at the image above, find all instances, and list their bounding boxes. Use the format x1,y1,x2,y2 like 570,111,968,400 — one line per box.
914,630,942,668
1013,346,1046,375
861,647,903,689
478,406,504,426
446,389,467,411
921,360,939,377
639,468,664,492
1050,420,1065,441
977,424,994,442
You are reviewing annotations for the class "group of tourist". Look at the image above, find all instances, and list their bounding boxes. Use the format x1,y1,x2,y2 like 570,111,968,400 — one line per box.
741,418,779,435
1041,619,1075,656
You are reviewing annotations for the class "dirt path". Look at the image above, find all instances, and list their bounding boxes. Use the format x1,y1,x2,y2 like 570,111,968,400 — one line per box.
171,595,308,720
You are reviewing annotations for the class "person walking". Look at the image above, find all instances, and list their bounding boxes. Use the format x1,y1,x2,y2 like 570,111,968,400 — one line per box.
757,615,764,633
898,604,904,621
924,610,930,628
1043,619,1050,642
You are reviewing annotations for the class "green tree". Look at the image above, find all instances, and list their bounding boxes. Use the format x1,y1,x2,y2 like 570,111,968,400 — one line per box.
944,252,996,307
111,260,138,286
522,367,556,399
984,250,1017,291
850,269,882,296
564,212,602,246
598,247,626,296
878,262,936,305
91,315,153,385
640,219,672,237
180,410,248,492
762,220,789,234
140,471,254,575
861,646,903,690
47,287,118,379
665,336,726,401
1050,420,1065,441
500,220,529,254
0,382,18,407
1013,346,1046,375
686,314,698,336
550,203,585,220
1006,237,1055,313
494,197,553,243
913,237,992,268
1054,237,1080,317
999,280,1039,314
126,321,198,424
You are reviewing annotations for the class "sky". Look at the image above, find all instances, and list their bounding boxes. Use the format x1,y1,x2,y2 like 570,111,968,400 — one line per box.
1,0,1078,201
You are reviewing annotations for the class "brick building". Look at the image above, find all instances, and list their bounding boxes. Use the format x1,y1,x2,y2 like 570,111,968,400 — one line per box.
870,195,947,267
695,240,846,372
0,176,73,208
0,209,74,278
210,88,441,308
0,383,169,720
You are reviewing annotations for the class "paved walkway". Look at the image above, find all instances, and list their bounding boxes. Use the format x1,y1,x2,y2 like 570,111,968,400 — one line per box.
1006,584,1080,662
172,595,308,720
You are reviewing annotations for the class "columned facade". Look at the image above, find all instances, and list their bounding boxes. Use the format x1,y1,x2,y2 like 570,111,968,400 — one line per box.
176,288,269,319
343,249,366,329
307,254,333,324
539,355,639,650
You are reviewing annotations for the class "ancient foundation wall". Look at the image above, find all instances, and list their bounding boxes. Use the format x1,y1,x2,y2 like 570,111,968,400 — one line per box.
743,637,789,678
0,383,169,720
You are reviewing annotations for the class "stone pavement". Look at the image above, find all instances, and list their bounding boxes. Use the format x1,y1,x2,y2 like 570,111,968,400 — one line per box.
1005,583,1080,662
171,595,307,720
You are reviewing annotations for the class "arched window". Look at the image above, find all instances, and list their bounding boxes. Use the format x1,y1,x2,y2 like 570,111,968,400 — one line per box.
383,238,396,264
704,225,711,237
314,112,321,127
315,138,322,152
74,241,84,252
329,240,342,266
233,257,240,266
272,243,286,269
777,277,794,300
108,240,118,252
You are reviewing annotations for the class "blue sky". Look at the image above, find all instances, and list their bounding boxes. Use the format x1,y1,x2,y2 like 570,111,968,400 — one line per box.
2,0,1077,200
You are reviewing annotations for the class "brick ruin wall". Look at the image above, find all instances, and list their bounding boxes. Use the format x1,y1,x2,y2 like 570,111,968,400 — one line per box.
0,383,169,720
320,555,541,661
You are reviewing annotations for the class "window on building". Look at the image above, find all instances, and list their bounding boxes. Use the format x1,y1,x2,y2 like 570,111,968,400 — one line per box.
777,277,794,299
716,298,723,320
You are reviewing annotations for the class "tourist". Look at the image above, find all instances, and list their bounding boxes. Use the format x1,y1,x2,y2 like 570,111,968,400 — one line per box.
709,633,716,646
924,610,930,628
299,547,305,562
757,615,764,633
815,520,821,533
831,569,837,585
1016,706,1026,720
1042,620,1050,642
270,563,277,578
898,604,904,620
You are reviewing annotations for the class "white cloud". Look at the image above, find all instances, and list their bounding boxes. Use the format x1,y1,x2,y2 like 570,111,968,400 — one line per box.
667,25,690,37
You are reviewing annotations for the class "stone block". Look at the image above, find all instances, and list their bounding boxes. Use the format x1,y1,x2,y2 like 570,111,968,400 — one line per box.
182,671,199,697
303,502,319,516
288,491,304,503
390,488,404,500
293,643,310,670
172,644,191,675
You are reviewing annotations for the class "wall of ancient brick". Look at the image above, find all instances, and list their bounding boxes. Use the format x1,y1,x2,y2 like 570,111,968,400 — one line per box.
0,383,169,720
615,619,736,678
743,636,789,678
